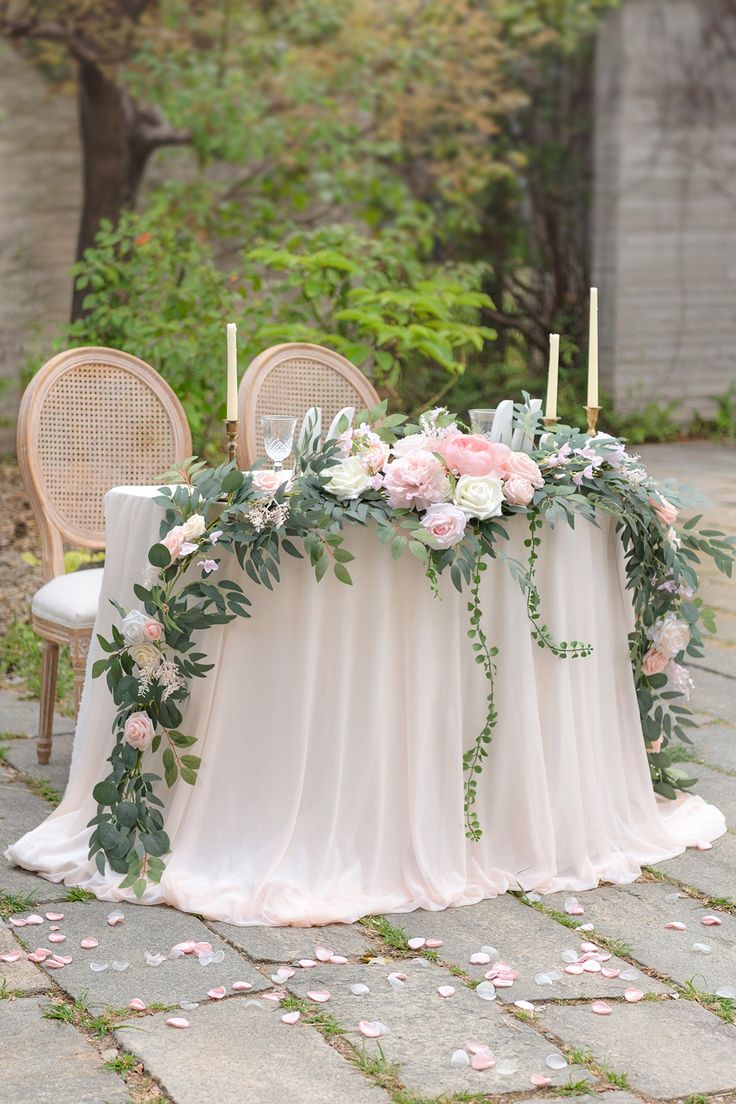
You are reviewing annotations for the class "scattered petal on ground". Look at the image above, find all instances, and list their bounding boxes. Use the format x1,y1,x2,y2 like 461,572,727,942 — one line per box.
534,973,553,985
271,967,295,983
358,1020,385,1038
471,1053,495,1071
716,986,736,998
565,963,585,975
55,955,73,965
514,1000,536,1012
476,981,496,1001
145,952,167,966
281,1011,300,1024
546,1054,568,1071
565,896,585,916
90,962,109,972
232,982,252,992
314,946,332,962
496,1059,519,1076
207,987,226,1000
129,998,146,1011
624,988,644,1002
298,959,317,969
470,952,491,965
451,1049,470,1069
561,949,579,963
407,937,425,950
426,939,443,949
480,945,499,957
25,915,44,925
437,985,455,998
583,960,602,973
350,983,370,996
111,961,129,971
107,910,125,926
592,1001,612,1015
80,938,98,950
577,923,595,932
620,968,639,981
307,990,331,1003
166,1017,189,1029
530,1074,552,1087
466,1042,491,1055
179,1001,199,1010
601,966,621,978
664,921,687,931
45,958,65,969
329,955,348,965
45,912,64,922
579,941,597,952
692,943,712,954
702,915,722,926
0,951,23,963
48,933,66,943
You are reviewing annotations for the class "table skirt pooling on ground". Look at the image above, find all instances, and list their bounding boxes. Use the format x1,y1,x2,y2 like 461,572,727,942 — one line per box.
5,485,725,926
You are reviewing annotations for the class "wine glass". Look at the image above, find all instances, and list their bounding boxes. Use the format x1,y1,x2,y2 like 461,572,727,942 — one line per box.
261,415,296,471
469,408,497,438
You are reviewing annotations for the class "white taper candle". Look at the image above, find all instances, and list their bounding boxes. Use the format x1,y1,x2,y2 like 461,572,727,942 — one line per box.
587,288,598,408
226,322,238,421
545,333,560,421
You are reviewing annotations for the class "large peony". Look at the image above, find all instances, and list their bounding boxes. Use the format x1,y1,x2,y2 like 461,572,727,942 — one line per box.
392,432,429,457
453,474,504,520
649,612,690,659
420,503,467,549
649,494,678,527
123,711,154,751
182,513,206,542
382,450,450,510
323,456,373,499
503,475,535,507
438,434,510,478
505,451,544,488
122,609,148,646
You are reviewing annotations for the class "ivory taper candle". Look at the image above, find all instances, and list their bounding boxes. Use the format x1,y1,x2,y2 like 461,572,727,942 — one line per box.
545,333,560,421
226,322,238,421
587,288,599,408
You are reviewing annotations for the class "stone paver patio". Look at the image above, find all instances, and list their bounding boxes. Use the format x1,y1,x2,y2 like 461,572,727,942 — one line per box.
0,442,734,1103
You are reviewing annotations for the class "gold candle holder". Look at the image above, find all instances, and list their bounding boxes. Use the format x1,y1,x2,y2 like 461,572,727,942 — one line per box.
542,416,560,428
225,419,238,464
585,406,601,435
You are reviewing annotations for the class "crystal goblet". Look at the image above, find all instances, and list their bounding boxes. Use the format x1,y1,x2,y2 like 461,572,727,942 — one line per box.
469,408,497,438
261,415,296,471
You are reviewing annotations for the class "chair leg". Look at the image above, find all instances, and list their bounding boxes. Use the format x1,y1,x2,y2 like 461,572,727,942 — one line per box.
71,651,87,715
38,641,59,765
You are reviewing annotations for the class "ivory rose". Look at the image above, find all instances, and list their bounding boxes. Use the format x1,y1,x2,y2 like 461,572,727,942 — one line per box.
182,513,206,542
122,610,148,646
161,525,186,560
453,474,504,520
649,494,678,527
123,711,154,751
505,451,544,488
503,475,535,507
130,643,160,670
323,456,373,499
420,503,467,549
642,646,668,676
439,434,510,478
382,450,450,510
143,620,163,642
649,612,690,659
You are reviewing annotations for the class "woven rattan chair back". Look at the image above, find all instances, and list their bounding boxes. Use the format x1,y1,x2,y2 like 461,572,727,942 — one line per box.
237,343,380,468
18,346,192,581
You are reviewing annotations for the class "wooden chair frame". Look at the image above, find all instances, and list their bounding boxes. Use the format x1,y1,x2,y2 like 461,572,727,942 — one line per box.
17,346,192,763
237,342,379,468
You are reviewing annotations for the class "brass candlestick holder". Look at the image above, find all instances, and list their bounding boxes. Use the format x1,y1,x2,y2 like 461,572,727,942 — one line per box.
585,405,601,435
541,416,560,428
225,419,238,464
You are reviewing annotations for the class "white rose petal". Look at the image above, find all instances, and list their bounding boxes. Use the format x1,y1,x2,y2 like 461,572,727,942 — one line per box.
453,474,504,521
182,513,206,542
323,456,373,500
121,609,148,646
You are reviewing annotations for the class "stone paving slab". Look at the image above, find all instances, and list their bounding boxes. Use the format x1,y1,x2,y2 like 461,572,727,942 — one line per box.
0,775,67,901
693,723,736,773
286,957,590,1096
544,881,736,994
689,763,736,826
8,900,269,1009
653,832,736,901
2,730,73,796
0,923,50,993
210,919,372,963
690,668,734,722
696,638,736,678
540,999,736,1098
0,996,130,1104
384,896,669,1001
0,688,74,739
517,1096,641,1104
115,998,391,1104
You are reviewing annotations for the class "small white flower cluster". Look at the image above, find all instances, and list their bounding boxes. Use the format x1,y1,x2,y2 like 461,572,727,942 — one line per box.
247,499,290,533
138,654,185,701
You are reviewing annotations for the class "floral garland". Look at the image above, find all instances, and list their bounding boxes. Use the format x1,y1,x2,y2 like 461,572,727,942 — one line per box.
89,402,735,896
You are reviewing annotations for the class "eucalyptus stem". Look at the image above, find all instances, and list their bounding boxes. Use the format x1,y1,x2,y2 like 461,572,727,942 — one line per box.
524,511,593,659
462,551,498,842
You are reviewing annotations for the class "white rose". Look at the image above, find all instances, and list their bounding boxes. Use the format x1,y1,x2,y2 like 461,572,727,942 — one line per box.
122,609,148,646
453,473,504,520
182,513,206,541
323,456,372,499
649,613,690,659
130,642,160,669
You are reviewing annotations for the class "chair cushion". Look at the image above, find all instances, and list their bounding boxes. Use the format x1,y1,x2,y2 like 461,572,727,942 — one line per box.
32,568,104,629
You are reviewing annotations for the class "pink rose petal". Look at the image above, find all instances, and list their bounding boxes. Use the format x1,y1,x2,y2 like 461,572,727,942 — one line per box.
583,960,602,973
425,939,443,949
48,933,66,943
437,985,455,998
601,967,621,978
491,977,514,988
470,952,491,965
107,911,125,926
45,912,64,922
358,1020,384,1038
702,915,722,926
664,922,687,931
8,917,27,927
471,1053,495,1071
171,941,197,956
466,1042,492,1055
27,952,48,963
579,942,597,952
530,1074,552,1087
231,982,253,992
307,990,331,1003
407,937,426,950
591,1001,612,1015
387,972,407,983
166,1017,190,1029
49,925,60,932
0,951,23,963
45,958,65,969
329,955,348,965
281,1011,300,1024
129,998,147,1011
298,960,317,969
207,986,227,1000
514,1000,536,1012
314,945,333,962
624,988,644,1002
272,967,295,983
193,942,212,955
25,915,44,925
80,938,99,950
564,963,585,975
56,955,73,965
262,991,285,1002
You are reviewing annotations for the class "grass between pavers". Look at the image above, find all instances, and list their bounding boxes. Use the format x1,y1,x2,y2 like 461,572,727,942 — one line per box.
642,866,736,913
0,890,38,918
561,1046,630,1090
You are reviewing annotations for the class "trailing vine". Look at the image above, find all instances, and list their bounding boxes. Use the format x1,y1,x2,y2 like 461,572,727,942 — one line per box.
524,510,593,659
462,550,498,841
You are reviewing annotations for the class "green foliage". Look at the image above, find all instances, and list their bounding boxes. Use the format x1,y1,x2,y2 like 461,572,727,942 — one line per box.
0,620,74,714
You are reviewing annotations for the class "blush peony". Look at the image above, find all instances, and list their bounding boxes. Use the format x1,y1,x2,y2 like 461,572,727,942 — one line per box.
438,434,511,478
382,450,450,510
420,503,467,549
123,711,155,751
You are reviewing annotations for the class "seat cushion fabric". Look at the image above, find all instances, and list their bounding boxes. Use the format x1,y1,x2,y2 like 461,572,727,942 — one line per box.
31,568,104,629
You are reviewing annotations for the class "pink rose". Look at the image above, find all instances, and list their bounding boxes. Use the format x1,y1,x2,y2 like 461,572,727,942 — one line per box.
162,525,186,559
649,494,678,527
253,469,284,495
420,503,467,549
123,711,154,751
143,620,163,642
382,450,450,510
359,439,390,474
642,647,669,676
505,451,544,488
503,475,535,507
438,434,511,478
648,736,664,754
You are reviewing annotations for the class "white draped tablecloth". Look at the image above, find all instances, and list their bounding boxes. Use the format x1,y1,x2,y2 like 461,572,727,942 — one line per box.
6,486,725,926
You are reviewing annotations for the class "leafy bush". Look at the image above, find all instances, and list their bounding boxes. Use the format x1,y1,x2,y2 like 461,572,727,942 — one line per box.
0,621,74,715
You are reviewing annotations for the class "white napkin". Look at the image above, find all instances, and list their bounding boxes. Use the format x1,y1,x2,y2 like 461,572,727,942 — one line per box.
326,407,355,440
298,406,322,456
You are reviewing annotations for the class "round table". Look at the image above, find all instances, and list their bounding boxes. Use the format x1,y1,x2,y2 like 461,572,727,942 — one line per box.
6,486,724,926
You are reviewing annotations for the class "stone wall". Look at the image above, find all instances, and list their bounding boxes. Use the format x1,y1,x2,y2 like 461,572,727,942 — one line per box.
593,0,736,418
0,43,81,453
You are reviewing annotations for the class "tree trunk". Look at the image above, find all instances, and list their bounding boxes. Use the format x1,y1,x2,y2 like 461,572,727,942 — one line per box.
72,59,151,320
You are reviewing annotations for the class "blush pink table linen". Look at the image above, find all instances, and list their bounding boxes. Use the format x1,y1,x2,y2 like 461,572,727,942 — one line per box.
5,485,725,926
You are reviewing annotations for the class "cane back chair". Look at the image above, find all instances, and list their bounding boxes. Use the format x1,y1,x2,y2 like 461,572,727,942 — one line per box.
237,343,380,468
17,346,192,763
